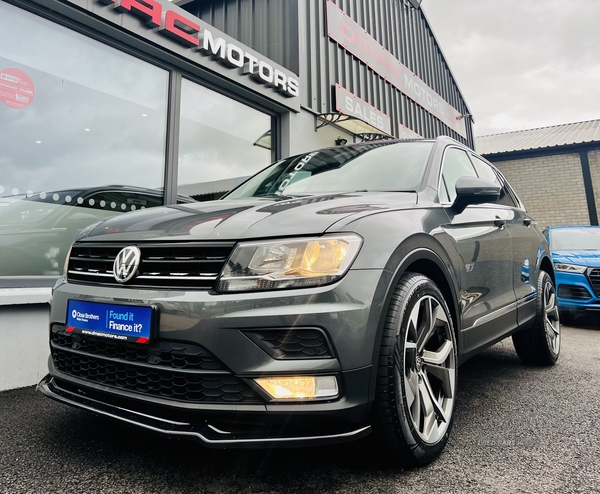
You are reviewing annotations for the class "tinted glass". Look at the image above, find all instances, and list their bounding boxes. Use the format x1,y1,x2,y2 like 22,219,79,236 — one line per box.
0,2,168,276
550,228,600,250
177,79,272,201
225,141,434,198
441,148,477,202
471,155,518,208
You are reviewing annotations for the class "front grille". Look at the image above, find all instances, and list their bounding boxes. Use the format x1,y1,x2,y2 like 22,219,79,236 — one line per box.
557,284,592,300
243,328,334,359
589,268,600,297
67,242,235,289
52,326,225,371
51,326,261,404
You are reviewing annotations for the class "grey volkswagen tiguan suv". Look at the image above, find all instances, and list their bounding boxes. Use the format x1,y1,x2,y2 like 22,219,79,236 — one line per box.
39,136,560,466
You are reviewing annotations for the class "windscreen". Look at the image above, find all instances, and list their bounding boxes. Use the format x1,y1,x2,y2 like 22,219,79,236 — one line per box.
550,228,600,250
225,141,433,199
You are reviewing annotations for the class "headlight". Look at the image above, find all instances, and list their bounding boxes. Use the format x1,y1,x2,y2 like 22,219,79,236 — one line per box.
554,263,586,273
216,234,362,292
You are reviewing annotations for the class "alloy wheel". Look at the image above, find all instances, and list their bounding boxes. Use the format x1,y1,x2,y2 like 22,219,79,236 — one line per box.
395,295,456,444
543,279,560,355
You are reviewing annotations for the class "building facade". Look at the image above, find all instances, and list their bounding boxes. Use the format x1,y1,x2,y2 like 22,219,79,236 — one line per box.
0,0,472,389
476,120,600,229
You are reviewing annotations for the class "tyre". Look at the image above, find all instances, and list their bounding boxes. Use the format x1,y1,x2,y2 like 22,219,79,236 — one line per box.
374,272,457,466
512,270,560,365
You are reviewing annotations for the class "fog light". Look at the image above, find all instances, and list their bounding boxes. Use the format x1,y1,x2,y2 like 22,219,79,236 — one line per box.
255,376,338,400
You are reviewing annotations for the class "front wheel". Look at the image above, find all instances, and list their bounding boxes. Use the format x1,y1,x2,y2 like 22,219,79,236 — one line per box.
374,273,457,466
512,270,560,365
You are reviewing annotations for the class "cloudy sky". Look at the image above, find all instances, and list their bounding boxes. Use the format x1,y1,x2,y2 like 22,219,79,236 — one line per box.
423,0,600,137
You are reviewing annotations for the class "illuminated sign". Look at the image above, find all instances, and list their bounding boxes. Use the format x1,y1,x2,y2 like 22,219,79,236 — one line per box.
64,0,300,109
327,1,466,137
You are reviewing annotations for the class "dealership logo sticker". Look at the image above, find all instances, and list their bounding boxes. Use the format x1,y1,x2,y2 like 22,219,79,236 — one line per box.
0,68,35,109
113,245,141,283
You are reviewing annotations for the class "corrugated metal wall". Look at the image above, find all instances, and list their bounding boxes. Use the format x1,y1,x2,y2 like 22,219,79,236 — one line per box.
302,0,473,147
182,0,474,148
182,0,299,74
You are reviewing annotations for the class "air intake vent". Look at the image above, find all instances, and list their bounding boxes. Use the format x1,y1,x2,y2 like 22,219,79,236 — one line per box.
589,268,600,297
67,242,235,289
50,325,261,404
557,284,592,300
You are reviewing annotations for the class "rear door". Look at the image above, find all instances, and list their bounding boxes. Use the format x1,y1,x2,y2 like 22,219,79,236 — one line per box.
470,154,540,326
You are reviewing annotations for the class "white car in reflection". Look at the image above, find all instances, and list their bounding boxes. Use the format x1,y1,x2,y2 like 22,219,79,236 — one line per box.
0,185,195,276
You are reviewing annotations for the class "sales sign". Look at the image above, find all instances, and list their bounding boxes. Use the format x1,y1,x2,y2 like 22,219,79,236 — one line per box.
327,1,466,137
335,84,392,135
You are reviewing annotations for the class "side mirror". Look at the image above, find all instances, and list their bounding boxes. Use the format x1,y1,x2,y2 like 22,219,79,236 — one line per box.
451,176,501,214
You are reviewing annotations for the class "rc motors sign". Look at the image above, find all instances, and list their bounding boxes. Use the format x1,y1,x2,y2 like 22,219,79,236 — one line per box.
62,0,300,111
327,1,466,137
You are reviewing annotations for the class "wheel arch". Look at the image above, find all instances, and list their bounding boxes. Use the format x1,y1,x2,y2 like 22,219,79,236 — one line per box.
539,255,554,283
366,234,462,405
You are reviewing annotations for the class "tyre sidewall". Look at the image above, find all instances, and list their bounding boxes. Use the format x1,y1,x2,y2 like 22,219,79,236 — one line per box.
385,275,457,464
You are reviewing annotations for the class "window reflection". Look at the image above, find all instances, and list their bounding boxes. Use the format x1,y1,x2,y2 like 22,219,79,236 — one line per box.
0,2,169,276
178,79,272,201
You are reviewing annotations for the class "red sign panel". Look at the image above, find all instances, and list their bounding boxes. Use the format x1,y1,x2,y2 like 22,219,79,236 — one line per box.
327,1,466,138
0,68,35,109
335,84,392,135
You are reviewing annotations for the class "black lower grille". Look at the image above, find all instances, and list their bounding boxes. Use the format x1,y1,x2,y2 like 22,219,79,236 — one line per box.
51,326,225,371
243,328,334,359
589,268,600,297
50,326,261,404
558,284,592,300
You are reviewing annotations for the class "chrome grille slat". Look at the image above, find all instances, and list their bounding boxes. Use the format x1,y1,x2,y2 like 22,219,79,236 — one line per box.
589,268,600,297
67,242,234,290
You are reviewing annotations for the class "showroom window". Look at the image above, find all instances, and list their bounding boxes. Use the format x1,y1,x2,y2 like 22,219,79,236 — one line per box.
177,79,273,200
0,2,169,278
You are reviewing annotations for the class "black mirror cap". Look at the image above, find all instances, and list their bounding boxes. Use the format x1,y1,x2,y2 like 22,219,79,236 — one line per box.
451,176,501,214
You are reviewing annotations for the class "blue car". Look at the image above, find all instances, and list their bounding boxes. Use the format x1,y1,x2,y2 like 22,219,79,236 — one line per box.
545,226,600,321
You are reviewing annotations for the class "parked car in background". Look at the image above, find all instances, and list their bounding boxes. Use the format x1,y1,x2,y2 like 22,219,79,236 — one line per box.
39,137,559,467
0,186,195,276
545,225,600,322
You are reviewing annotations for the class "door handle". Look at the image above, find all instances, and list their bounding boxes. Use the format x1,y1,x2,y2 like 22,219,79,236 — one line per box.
494,217,506,228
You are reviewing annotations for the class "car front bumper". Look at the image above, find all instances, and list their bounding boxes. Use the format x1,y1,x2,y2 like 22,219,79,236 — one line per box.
41,269,390,447
555,271,600,312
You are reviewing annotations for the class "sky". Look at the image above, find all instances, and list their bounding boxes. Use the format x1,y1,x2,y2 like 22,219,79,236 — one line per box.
422,0,600,137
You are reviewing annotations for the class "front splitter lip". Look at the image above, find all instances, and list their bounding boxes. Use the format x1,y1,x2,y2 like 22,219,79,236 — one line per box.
37,375,371,448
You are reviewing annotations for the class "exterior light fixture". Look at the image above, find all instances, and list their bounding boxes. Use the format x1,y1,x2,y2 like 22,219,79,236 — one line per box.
254,376,339,400
335,137,348,146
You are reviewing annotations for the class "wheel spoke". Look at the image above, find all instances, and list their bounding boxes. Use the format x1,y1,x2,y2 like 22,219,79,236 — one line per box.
416,298,435,352
411,379,422,428
422,340,453,365
426,363,455,398
419,379,434,417
422,373,448,423
405,371,418,407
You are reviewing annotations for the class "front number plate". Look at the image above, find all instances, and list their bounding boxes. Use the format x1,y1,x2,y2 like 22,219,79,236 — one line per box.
66,300,153,344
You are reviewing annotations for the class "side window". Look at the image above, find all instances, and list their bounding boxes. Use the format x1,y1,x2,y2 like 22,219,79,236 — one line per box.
441,148,478,203
470,155,498,183
471,155,519,208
